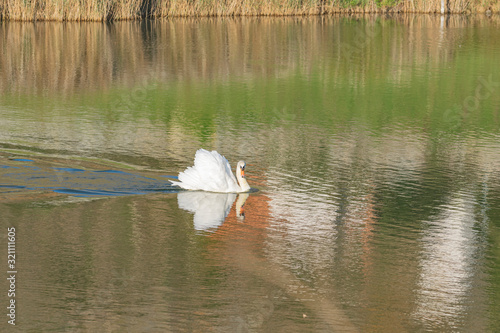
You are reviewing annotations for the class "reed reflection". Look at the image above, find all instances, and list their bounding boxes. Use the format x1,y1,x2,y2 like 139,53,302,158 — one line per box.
1,16,499,96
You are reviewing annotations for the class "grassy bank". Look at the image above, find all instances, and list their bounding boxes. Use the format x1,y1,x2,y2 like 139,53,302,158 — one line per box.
0,0,498,21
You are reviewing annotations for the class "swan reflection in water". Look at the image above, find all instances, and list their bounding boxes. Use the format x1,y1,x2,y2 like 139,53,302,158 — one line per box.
177,191,249,231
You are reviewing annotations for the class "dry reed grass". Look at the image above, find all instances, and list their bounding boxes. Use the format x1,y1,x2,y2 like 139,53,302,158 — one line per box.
0,0,498,21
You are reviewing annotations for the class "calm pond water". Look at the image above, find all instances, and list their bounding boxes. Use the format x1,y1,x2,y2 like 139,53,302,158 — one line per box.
1,15,500,332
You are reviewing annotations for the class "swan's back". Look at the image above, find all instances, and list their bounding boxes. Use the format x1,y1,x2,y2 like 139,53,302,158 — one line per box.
173,149,240,192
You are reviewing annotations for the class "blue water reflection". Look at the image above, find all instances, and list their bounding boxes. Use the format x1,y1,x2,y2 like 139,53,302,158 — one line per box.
0,162,177,196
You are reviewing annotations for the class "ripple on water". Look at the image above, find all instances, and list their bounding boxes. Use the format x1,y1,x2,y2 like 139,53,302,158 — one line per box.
0,160,177,197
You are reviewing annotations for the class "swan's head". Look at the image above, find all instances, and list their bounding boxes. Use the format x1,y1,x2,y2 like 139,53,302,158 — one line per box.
237,161,246,178
236,161,250,192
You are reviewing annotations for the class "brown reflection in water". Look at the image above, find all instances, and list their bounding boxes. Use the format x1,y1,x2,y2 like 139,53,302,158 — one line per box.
209,191,270,241
1,16,499,96
2,193,183,331
0,186,356,331
205,191,358,331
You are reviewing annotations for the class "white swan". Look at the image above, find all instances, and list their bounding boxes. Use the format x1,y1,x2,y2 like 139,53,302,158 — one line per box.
171,149,251,193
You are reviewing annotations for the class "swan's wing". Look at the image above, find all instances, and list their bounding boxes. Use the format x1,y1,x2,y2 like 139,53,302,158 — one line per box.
173,149,239,192
194,150,239,192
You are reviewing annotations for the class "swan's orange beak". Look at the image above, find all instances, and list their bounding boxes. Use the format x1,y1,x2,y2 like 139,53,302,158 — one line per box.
240,169,245,178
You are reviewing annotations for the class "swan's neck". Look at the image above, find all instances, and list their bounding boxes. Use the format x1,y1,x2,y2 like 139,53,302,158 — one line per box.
236,168,250,193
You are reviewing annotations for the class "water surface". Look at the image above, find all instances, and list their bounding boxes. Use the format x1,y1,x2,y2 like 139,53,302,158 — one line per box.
1,16,500,332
